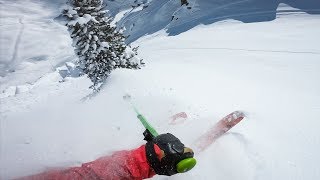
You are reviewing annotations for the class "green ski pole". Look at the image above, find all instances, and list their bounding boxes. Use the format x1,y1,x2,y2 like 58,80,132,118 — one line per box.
132,105,159,137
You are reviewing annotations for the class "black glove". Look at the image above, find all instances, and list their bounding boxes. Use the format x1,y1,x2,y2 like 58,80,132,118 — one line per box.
144,130,194,176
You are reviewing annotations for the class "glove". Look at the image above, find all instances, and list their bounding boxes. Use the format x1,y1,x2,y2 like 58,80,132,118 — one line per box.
144,130,195,176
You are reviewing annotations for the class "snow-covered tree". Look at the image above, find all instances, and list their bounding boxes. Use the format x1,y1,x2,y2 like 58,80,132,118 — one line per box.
62,0,144,89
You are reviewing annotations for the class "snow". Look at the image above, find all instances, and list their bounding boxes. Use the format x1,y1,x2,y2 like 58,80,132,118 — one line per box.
114,0,320,43
0,0,75,92
100,41,110,48
1,0,320,180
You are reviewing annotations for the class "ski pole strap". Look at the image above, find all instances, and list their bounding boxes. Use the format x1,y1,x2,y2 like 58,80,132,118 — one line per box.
143,129,155,142
145,141,164,174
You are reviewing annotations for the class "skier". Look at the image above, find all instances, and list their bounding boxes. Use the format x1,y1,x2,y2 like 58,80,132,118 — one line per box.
19,131,195,180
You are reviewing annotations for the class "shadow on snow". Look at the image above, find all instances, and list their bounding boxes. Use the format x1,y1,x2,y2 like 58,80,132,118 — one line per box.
118,0,320,43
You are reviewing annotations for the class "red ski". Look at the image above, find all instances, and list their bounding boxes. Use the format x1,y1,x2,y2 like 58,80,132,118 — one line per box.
169,112,188,125
193,111,245,152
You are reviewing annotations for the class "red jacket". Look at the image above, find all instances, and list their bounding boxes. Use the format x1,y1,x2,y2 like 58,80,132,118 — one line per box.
19,145,162,180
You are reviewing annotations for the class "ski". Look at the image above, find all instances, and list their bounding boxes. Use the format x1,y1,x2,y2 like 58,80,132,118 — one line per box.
193,111,245,152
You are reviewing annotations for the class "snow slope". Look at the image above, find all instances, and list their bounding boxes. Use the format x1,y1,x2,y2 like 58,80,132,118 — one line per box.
1,1,320,180
0,0,74,92
112,0,320,43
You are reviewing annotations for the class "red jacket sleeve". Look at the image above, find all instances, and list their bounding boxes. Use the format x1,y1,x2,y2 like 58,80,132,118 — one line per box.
18,145,162,180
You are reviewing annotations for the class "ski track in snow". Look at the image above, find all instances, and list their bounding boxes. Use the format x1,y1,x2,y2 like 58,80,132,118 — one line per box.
152,47,320,55
8,17,24,72
229,132,267,180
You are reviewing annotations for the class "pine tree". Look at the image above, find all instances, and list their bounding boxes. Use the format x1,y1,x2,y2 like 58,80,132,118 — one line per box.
62,0,144,89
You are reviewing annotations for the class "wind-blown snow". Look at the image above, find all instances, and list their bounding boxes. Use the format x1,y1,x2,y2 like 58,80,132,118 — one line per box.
1,0,320,180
